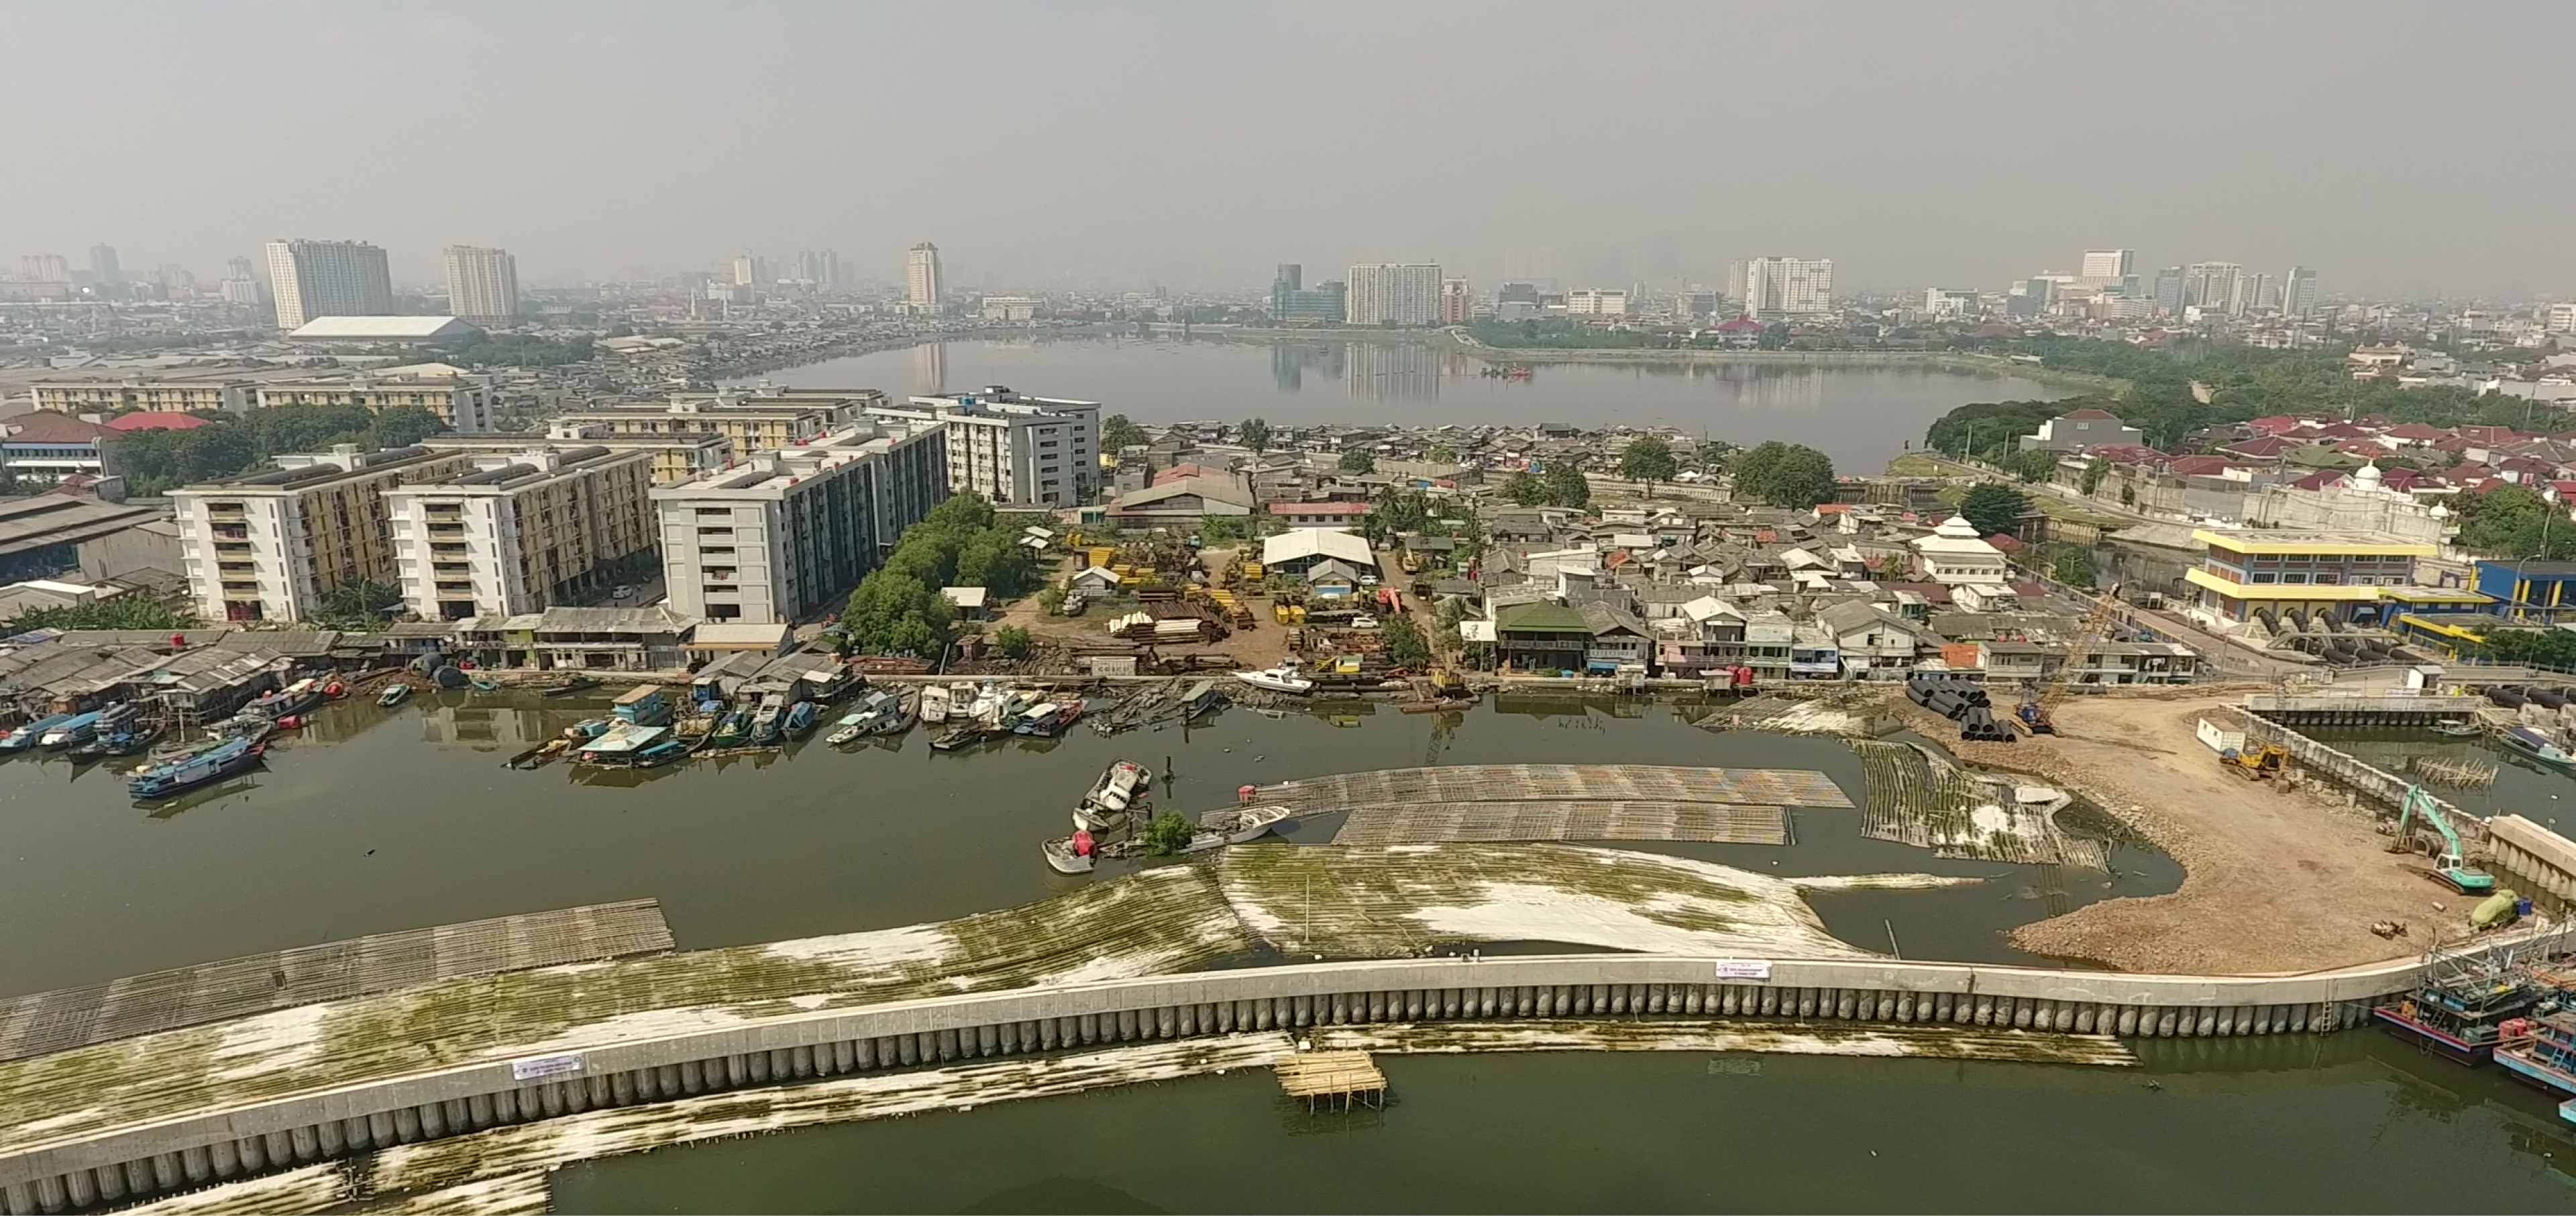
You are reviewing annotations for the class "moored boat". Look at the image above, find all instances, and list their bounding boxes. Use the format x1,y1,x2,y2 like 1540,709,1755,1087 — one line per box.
0,713,76,752
2497,1012,2576,1098
920,683,952,725
1042,831,1098,874
541,676,601,699
1181,678,1226,719
93,719,166,758
750,701,788,745
1233,661,1316,695
2500,725,2576,769
826,714,869,746
39,711,105,750
1212,804,1296,844
2372,973,2536,1065
930,723,988,751
378,683,413,708
247,678,325,721
127,736,264,799
782,700,820,740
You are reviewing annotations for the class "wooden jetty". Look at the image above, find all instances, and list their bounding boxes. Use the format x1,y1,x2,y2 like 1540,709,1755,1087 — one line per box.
0,900,674,1063
1330,801,1786,846
1275,1050,1387,1111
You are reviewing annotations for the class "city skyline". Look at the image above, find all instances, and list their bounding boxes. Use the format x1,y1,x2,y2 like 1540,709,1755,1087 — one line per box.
1,2,2569,297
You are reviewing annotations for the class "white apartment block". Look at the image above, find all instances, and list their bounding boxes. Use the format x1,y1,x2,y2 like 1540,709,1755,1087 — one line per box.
1741,257,1833,317
384,445,656,621
1565,289,1629,316
2551,302,2576,333
906,242,943,309
1344,263,1443,325
653,423,949,623
256,365,499,433
2078,249,2135,286
1923,287,1978,318
263,238,393,330
865,387,1099,507
173,444,477,623
441,244,520,328
31,371,263,414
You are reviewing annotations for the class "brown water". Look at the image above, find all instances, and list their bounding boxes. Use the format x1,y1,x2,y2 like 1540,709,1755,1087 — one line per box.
0,691,2164,996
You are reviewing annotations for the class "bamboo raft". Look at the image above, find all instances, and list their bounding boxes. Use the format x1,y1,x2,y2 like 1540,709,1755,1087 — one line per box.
1275,1050,1387,1111
1330,801,1786,846
1246,764,1854,812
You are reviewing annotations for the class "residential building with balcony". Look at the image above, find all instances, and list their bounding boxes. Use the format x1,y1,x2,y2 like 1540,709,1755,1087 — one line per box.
256,364,498,433
651,423,948,623
865,386,1099,507
172,444,477,621
384,445,656,620
422,420,735,487
0,413,122,482
559,387,884,456
2184,528,2439,627
30,371,265,415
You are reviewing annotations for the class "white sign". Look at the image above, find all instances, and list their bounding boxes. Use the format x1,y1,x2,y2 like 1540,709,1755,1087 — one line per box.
511,1052,586,1081
1713,960,1773,981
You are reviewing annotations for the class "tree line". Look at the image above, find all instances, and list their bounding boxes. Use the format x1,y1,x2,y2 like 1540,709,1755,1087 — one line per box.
836,492,1038,658
111,404,451,495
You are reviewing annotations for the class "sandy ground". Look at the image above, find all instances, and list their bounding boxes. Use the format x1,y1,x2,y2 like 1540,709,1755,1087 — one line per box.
1884,687,2453,976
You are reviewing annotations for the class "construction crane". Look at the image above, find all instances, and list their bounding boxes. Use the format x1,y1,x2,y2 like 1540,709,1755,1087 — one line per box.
2393,783,2496,895
2016,580,2125,736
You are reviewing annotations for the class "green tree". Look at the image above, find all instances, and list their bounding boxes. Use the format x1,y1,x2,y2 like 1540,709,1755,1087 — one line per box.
5,597,195,635
1239,417,1272,454
1729,442,1837,507
2477,627,2576,668
1757,321,1792,350
1338,449,1377,475
368,405,449,448
1503,470,1548,506
315,578,403,627
840,570,953,657
2451,485,2576,560
2079,458,2108,496
1141,811,1197,856
1541,461,1591,509
1959,483,2033,538
2036,542,2096,589
1372,488,1432,539
1618,435,1678,483
1099,414,1152,450
1381,615,1433,668
1426,442,1456,463
993,625,1032,659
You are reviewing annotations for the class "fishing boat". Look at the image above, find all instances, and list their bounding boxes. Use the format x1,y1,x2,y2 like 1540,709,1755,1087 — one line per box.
2499,726,2576,770
65,707,147,760
950,680,979,718
378,683,413,708
1074,760,1152,831
782,701,820,740
826,713,871,746
1208,804,1297,844
1181,678,1226,719
1014,701,1065,736
541,675,601,699
1042,831,1098,875
867,688,918,736
2497,1013,2576,1099
919,683,952,725
469,676,501,693
88,719,166,758
39,711,105,750
1233,661,1316,695
930,723,988,751
631,739,694,768
127,736,264,800
706,705,755,748
2431,720,2480,738
0,713,75,753
750,701,788,746
247,678,325,721
2372,972,2536,1065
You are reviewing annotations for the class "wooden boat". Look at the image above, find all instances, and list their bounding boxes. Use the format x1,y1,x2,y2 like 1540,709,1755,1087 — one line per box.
825,713,870,747
91,720,166,758
378,683,413,708
2372,974,2536,1066
469,676,502,693
1074,760,1152,831
0,713,76,753
2497,1012,2576,1099
867,689,918,736
1208,804,1296,844
1042,832,1098,874
2430,720,2480,738
751,701,788,746
2499,725,2576,770
541,676,601,699
40,711,106,750
1233,662,1316,695
247,678,325,721
1181,678,1226,719
128,736,265,800
782,701,820,740
930,723,988,752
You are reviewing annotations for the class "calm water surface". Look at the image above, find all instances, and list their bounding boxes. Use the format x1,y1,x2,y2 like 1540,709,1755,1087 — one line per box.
737,338,2074,468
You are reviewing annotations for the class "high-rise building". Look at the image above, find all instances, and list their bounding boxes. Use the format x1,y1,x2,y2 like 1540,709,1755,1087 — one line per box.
263,239,394,330
1344,263,1443,326
906,242,944,309
2078,249,2134,287
653,423,950,623
19,254,70,283
441,244,520,328
1439,278,1472,325
1740,257,1834,317
2152,266,2186,313
2183,262,2242,314
88,245,121,285
1269,264,1346,323
796,249,842,287
2229,272,2267,317
2545,302,2576,333
2282,266,2319,317
1723,260,1750,307
1271,263,1301,317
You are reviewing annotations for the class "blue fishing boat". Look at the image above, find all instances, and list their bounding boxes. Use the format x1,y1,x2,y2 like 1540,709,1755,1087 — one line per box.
2372,972,2534,1066
38,711,105,750
2500,725,2576,770
0,713,74,752
782,701,819,740
246,678,324,721
2498,1013,2576,1099
751,701,788,746
127,736,265,799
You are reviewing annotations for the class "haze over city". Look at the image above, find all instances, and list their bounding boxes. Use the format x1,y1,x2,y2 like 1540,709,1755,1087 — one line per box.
6,0,2572,297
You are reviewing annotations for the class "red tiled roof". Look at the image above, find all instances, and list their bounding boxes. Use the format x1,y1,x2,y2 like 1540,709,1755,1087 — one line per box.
1713,315,1764,332
1985,532,2027,552
103,411,211,432
2,413,115,442
2290,470,2343,491
2222,436,2296,458
1152,462,1222,485
2165,455,2237,476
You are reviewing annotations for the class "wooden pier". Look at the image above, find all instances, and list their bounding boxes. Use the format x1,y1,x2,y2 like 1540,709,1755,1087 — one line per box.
0,901,674,1064
1275,1050,1387,1111
1330,801,1786,846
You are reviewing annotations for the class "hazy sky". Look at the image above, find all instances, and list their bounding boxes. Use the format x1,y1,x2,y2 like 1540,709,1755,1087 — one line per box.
9,1,2571,297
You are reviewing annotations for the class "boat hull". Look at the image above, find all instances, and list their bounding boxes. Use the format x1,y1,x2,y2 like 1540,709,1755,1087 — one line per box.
2372,1007,2496,1065
129,746,263,800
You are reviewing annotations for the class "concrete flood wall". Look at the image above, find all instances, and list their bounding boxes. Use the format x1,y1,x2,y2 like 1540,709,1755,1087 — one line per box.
0,952,2440,1213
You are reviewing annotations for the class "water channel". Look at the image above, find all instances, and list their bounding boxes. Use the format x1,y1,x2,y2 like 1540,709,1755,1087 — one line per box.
736,337,2076,469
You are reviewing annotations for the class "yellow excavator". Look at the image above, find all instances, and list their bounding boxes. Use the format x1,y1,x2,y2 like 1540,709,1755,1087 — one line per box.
2219,743,2288,780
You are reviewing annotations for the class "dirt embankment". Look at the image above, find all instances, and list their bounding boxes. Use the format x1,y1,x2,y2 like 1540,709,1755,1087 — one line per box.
1884,688,2451,975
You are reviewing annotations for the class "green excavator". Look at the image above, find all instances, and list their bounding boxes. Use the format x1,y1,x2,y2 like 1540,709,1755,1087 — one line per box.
2394,784,2496,895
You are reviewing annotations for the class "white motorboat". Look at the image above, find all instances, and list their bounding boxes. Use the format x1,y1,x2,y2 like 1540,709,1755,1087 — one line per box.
1232,661,1316,695
919,683,952,725
1212,804,1296,844
1071,803,1129,833
824,713,869,746
1042,832,1098,874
